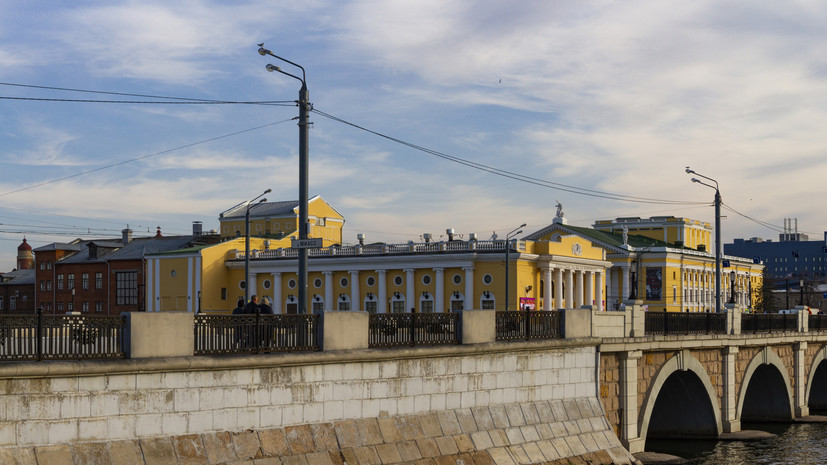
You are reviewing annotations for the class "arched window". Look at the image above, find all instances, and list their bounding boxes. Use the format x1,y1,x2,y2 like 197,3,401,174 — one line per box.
391,292,406,313
420,292,434,313
338,294,351,311
480,291,495,310
312,294,324,312
364,293,378,313
285,295,298,314
450,291,464,312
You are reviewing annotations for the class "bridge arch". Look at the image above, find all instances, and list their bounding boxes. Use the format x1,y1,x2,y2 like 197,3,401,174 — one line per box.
639,350,722,443
737,346,794,421
805,345,827,410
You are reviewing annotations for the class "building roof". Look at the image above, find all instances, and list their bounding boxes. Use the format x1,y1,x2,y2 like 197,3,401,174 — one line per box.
59,235,200,263
524,223,673,251
0,268,35,285
33,242,84,253
219,195,342,220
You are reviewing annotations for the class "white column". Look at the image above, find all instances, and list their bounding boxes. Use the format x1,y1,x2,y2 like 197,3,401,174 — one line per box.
324,271,334,311
434,268,445,313
377,270,387,313
463,267,474,310
585,270,594,307
621,265,630,301
153,259,161,312
543,267,553,311
146,258,154,312
596,271,604,311
554,268,564,310
405,269,415,313
575,270,584,308
187,257,194,313
350,271,360,311
272,272,282,314
565,269,574,309
605,269,613,310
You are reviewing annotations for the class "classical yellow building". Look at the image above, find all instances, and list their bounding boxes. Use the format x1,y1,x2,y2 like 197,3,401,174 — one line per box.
146,205,762,314
218,195,344,245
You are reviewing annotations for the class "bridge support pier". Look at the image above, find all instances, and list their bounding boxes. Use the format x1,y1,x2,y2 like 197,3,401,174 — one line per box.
795,342,810,418
722,346,740,432
619,349,645,453
623,300,645,337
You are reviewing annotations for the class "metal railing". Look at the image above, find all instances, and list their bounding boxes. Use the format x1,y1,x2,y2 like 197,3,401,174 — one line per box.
194,313,320,355
742,313,797,333
0,311,126,361
810,314,827,331
495,311,563,341
368,313,459,348
644,311,727,335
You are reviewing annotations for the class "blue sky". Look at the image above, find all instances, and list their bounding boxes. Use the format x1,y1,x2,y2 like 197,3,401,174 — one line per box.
2,1,827,268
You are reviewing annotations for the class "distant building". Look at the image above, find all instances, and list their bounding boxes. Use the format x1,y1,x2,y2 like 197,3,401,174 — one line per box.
724,219,827,279
218,195,344,245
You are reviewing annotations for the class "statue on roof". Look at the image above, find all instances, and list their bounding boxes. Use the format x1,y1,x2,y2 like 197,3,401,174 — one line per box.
622,225,629,246
555,201,565,219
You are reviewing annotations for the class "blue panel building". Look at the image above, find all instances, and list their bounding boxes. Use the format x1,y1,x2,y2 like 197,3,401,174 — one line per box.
725,230,827,279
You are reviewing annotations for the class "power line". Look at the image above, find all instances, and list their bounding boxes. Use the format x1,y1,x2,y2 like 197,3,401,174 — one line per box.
0,118,296,199
312,108,706,206
0,96,295,105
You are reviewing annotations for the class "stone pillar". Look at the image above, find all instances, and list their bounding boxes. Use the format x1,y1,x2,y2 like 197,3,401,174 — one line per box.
565,269,574,309
350,271,360,312
377,270,387,313
272,272,282,314
464,267,474,310
621,266,630,300
722,346,740,432
320,311,369,351
248,272,257,299
324,271,334,311
605,268,614,310
725,303,741,335
434,268,445,313
405,269,415,313
543,267,553,311
624,300,645,337
794,342,809,418
795,306,809,332
554,268,564,310
596,271,604,311
619,350,645,453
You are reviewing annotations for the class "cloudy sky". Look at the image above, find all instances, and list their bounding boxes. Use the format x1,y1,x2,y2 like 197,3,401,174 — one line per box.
2,1,827,268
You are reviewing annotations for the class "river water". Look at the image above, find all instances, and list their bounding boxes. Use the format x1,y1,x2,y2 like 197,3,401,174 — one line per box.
647,422,827,464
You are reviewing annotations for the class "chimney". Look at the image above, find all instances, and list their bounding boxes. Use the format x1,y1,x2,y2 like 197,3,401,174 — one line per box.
122,228,133,245
446,228,455,241
192,221,203,236
423,233,432,243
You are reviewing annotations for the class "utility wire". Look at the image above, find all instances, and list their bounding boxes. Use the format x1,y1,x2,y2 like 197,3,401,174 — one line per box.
0,118,296,199
0,96,295,105
720,203,825,236
312,108,706,206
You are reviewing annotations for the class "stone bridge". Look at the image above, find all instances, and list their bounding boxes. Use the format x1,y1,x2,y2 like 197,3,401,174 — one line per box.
567,301,827,453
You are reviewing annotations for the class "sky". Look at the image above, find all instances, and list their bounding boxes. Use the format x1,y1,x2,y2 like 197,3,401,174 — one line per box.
2,0,827,269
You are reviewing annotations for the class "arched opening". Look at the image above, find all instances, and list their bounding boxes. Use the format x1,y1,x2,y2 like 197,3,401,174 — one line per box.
647,371,719,439
741,364,793,421
809,362,827,411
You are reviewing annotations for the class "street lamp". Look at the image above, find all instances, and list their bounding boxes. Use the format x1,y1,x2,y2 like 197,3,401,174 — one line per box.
259,44,311,314
686,167,722,312
505,224,525,312
799,279,805,307
245,190,271,304
729,271,736,304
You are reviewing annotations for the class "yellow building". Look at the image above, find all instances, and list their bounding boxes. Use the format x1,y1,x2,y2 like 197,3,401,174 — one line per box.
146,205,762,314
528,216,763,312
218,195,344,246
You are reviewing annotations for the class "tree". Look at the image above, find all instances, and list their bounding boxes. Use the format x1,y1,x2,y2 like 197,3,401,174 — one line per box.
754,267,776,313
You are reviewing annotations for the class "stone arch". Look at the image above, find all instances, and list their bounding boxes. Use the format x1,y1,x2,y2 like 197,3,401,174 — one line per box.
805,344,827,409
737,346,794,421
639,350,723,444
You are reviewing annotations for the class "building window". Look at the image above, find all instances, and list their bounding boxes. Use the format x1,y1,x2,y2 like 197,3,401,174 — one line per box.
263,280,271,290
67,301,73,312
453,274,462,285
422,275,432,285
47,280,52,291
340,277,349,288
481,298,495,310
95,302,103,313
392,300,405,313
95,273,103,289
82,273,89,290
394,276,403,286
40,281,45,291
47,261,51,270
338,295,351,311
365,300,377,314
0,299,3,310
82,302,89,312
221,288,227,300
40,262,45,270
116,271,138,306
314,278,323,288
57,274,64,290
57,302,64,312
483,274,493,285
420,298,434,313
67,274,74,290
366,276,376,287
288,279,297,289
312,296,324,312
451,300,464,311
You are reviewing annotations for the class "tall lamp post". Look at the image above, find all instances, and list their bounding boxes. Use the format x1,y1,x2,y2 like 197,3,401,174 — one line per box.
259,44,311,314
245,190,271,304
686,167,722,312
505,224,525,312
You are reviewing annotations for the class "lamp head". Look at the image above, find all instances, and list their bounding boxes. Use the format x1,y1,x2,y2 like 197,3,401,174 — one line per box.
259,198,267,203
265,64,279,72
685,166,694,174
264,188,272,194
520,223,527,228
691,178,700,183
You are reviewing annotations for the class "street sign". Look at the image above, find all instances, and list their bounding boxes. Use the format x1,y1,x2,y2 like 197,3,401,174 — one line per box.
291,238,323,249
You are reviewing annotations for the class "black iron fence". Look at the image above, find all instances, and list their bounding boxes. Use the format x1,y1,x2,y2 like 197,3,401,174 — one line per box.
644,311,727,336
810,314,827,332
495,311,563,341
194,313,320,355
742,313,798,333
368,313,459,348
0,311,126,361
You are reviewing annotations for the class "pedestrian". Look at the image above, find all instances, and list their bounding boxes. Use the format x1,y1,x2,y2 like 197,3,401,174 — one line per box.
259,296,273,314
232,298,245,314
232,298,247,348
244,295,259,314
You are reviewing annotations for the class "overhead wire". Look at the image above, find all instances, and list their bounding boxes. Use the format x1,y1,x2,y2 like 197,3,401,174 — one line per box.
311,108,707,206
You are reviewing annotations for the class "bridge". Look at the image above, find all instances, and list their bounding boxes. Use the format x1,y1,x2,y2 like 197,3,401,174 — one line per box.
1,305,826,464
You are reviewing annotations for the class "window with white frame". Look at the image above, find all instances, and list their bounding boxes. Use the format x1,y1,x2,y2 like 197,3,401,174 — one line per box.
481,292,495,310
338,294,351,311
364,295,377,313
391,294,405,313
95,273,103,289
312,295,324,312
420,294,433,313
